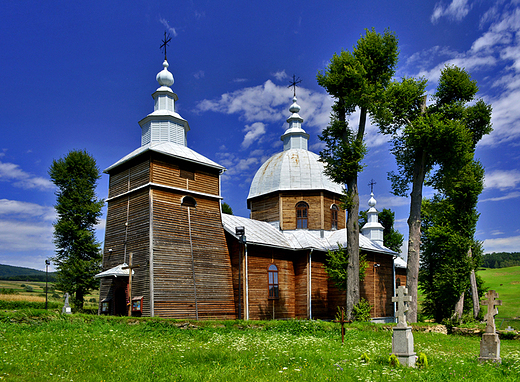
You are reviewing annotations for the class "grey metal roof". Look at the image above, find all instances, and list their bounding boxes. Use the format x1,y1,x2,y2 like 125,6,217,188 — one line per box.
221,214,396,255
247,149,344,200
94,263,134,278
105,142,225,173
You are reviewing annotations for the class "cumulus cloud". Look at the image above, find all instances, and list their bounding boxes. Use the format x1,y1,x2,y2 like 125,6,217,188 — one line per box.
484,169,520,190
480,191,520,202
272,70,288,81
483,235,520,253
242,122,267,149
431,0,471,24
0,199,55,221
0,161,53,190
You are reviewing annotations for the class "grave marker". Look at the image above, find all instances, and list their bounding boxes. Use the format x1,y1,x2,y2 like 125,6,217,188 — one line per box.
479,290,502,363
391,286,416,367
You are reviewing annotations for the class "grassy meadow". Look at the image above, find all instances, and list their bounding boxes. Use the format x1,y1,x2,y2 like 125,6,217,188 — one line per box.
1,312,520,382
0,266,518,381
478,266,520,319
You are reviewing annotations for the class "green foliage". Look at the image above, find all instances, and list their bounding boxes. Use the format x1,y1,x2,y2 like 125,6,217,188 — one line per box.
359,252,369,282
416,352,428,368
324,244,349,291
0,264,57,282
0,288,18,295
482,252,520,268
352,298,372,321
49,150,104,310
0,300,60,310
221,202,233,215
361,352,370,363
388,353,400,367
324,245,369,289
25,285,34,293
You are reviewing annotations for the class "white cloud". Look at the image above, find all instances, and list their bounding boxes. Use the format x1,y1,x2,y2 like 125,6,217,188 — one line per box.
272,70,288,81
193,70,205,79
0,199,55,221
0,161,53,190
480,191,520,202
483,235,520,253
431,0,471,24
242,122,267,149
159,18,178,37
0,219,54,252
484,169,520,190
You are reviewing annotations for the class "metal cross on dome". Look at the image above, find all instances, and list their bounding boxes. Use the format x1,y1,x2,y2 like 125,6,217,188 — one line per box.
160,31,172,60
368,179,377,193
288,74,302,97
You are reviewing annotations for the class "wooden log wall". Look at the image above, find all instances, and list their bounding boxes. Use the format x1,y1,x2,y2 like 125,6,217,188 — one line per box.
249,194,279,222
101,155,151,316
359,252,395,318
249,190,345,231
151,189,235,319
150,154,220,196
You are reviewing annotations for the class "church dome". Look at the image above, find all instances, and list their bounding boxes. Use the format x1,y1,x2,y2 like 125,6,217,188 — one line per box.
247,149,344,199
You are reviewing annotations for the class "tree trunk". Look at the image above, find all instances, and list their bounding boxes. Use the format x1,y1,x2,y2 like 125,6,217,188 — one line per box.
345,179,360,320
453,292,464,321
468,247,480,318
406,149,427,323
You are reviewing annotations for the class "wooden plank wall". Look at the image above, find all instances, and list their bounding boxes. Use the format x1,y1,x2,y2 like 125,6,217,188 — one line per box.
360,252,394,318
248,190,345,231
150,154,220,196
101,156,151,316
152,189,235,319
249,194,279,222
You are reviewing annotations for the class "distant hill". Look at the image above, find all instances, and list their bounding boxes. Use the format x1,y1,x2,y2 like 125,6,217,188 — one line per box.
0,264,56,282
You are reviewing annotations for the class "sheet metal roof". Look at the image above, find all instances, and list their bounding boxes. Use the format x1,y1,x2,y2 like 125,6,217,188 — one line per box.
221,214,396,256
105,141,225,173
94,263,134,278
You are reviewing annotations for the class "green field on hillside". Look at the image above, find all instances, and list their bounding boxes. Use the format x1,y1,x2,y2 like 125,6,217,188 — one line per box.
477,266,520,330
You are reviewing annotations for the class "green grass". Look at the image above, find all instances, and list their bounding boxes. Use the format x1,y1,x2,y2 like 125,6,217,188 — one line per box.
1,312,520,381
478,266,520,318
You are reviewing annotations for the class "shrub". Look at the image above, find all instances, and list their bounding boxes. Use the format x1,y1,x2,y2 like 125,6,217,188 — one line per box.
352,298,372,322
416,352,428,368
0,288,19,295
25,285,34,293
389,354,399,367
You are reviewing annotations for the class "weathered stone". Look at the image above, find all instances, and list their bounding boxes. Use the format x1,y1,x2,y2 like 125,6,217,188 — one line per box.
392,326,416,367
479,333,501,364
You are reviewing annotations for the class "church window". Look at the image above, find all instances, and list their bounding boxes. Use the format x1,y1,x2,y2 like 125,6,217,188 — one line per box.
296,201,309,229
181,196,197,208
268,264,279,299
331,204,339,230
180,169,195,180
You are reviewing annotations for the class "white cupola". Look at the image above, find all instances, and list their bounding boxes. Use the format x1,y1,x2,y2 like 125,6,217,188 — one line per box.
361,192,384,246
281,96,309,151
138,59,190,147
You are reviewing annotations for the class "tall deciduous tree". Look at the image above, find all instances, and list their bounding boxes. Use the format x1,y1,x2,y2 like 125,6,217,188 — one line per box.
49,150,104,310
317,28,398,319
375,66,492,321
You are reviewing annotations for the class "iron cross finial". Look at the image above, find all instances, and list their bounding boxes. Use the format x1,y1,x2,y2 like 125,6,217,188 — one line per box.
288,74,302,97
368,179,377,193
160,31,172,61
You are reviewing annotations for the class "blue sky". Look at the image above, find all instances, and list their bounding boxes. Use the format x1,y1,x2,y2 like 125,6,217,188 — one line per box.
1,0,520,270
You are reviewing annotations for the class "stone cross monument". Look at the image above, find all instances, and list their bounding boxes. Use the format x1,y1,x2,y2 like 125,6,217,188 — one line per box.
479,290,502,363
62,292,72,314
391,286,416,366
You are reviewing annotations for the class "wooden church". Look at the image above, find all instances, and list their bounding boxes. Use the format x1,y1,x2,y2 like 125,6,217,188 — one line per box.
96,55,399,321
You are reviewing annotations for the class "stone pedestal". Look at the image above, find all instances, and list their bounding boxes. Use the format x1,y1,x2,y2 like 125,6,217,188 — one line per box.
479,333,501,364
392,326,416,367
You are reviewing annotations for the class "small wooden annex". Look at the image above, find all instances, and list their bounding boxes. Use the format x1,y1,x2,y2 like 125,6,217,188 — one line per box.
96,58,400,321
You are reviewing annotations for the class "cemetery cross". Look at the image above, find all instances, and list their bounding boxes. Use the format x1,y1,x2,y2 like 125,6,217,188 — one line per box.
392,286,412,327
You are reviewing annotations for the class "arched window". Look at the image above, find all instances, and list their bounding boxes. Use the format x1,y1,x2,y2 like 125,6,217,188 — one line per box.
181,196,197,208
331,204,339,230
296,201,309,229
268,264,279,299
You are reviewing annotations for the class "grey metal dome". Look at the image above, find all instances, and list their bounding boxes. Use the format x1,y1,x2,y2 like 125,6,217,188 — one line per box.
247,149,344,199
